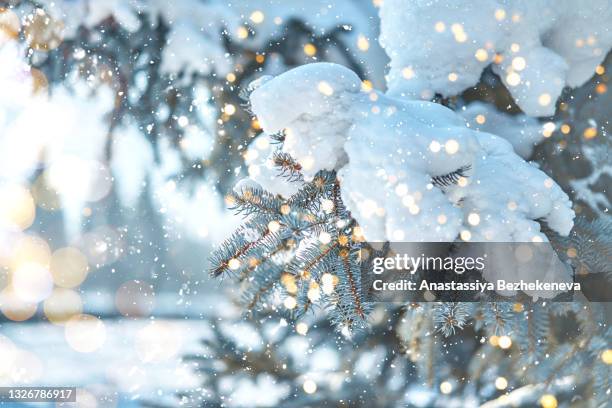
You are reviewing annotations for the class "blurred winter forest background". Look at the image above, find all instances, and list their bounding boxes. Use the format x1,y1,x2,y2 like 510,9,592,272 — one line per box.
0,0,610,407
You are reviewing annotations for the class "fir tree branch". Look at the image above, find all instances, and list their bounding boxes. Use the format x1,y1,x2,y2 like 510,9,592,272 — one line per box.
228,187,283,216
273,151,304,182
431,165,471,187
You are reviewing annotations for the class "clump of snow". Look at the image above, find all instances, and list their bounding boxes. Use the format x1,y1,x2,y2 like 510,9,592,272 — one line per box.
249,63,574,242
250,63,362,179
459,102,545,158
33,0,387,83
242,134,300,198
379,0,612,116
233,178,263,195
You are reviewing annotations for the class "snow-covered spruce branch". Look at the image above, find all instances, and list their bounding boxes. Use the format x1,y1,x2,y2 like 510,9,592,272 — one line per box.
210,168,372,331
208,62,609,405
7,0,383,198
209,61,577,332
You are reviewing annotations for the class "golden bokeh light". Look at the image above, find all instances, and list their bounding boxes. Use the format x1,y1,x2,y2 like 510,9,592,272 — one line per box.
475,48,488,62
30,68,49,95
0,8,20,43
0,184,36,231
303,379,317,394
23,8,64,51
249,10,265,24
31,174,62,211
50,246,89,288
498,335,512,349
357,34,370,51
43,288,83,325
317,81,334,96
0,288,37,321
303,43,317,56
539,394,558,408
296,322,309,335
583,127,597,139
236,26,249,39
440,381,453,394
10,234,51,270
402,66,415,79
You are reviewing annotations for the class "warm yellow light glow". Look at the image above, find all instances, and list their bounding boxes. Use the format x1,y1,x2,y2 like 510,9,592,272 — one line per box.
361,80,373,92
583,127,597,139
267,220,281,233
43,288,82,325
511,57,526,71
296,322,308,335
303,379,317,394
498,335,512,349
445,139,459,154
539,394,558,408
402,66,415,79
303,43,317,56
50,247,88,288
317,81,334,96
0,184,36,231
495,377,508,390
249,10,264,24
506,72,521,86
357,35,370,51
467,213,480,226
0,288,37,321
440,381,452,394
560,124,571,134
23,9,64,51
475,48,489,62
0,8,20,43
236,26,249,39
538,93,551,106
283,296,297,309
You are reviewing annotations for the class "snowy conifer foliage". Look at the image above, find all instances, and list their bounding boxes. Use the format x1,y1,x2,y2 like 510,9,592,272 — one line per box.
0,0,610,407
247,62,574,242
208,1,611,407
380,0,612,116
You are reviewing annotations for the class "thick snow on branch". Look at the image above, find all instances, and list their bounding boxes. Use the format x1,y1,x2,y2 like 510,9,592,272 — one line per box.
35,0,386,81
379,0,612,116
249,63,574,242
459,102,545,159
